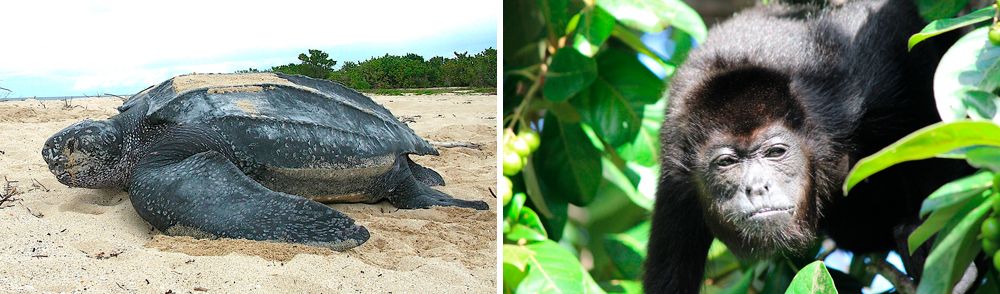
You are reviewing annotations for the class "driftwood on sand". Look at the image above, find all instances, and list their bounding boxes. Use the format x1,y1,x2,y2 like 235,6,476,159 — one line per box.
432,141,482,150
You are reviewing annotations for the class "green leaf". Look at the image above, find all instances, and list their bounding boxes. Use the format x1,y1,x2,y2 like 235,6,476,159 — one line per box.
517,240,606,293
908,6,995,50
909,196,976,254
630,161,660,202
668,29,695,67
597,0,707,42
535,113,603,205
604,221,651,279
508,224,549,242
785,261,837,294
968,147,1000,171
916,197,991,294
518,206,549,238
934,27,1000,122
572,7,616,57
610,25,674,71
915,0,971,21
522,157,554,217
544,48,598,102
961,89,1000,119
504,244,536,271
982,59,1000,94
573,47,665,146
504,244,535,292
843,121,1000,194
600,280,643,293
504,0,546,69
718,268,754,294
919,171,995,217
599,157,653,210
616,98,665,166
530,174,571,241
504,191,526,222
505,262,528,294
537,0,570,39
762,261,795,294
705,240,741,280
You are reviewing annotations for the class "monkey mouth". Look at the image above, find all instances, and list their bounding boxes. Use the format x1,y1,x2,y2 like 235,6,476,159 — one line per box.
748,206,794,219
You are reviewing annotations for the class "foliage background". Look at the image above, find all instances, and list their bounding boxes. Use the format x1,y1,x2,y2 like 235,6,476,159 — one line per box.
238,48,497,90
501,0,1000,293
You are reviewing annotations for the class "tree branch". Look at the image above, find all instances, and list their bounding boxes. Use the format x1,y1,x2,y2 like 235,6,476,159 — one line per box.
866,254,915,294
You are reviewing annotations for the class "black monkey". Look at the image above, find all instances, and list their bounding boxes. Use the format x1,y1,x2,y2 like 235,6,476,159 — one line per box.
644,0,965,292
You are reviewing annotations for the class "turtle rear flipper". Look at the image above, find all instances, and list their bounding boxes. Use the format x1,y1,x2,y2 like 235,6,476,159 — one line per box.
131,144,369,251
386,155,488,210
406,156,445,186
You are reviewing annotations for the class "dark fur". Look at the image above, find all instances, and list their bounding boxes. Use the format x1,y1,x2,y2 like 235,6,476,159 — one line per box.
644,0,963,292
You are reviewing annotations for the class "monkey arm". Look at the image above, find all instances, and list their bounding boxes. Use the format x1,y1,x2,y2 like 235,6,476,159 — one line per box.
644,178,714,293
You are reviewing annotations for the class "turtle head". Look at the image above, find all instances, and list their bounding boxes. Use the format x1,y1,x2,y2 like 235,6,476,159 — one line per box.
42,119,125,188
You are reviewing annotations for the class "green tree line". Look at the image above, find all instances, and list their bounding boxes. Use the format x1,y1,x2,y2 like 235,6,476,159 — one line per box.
238,48,496,90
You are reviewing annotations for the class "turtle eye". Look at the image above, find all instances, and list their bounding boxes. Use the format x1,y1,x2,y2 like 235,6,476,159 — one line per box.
66,138,77,153
765,146,787,158
714,155,738,167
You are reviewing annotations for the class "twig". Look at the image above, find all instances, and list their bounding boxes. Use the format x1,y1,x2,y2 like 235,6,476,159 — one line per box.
0,176,21,207
104,93,128,101
398,115,420,123
866,255,915,294
31,179,49,192
432,141,482,150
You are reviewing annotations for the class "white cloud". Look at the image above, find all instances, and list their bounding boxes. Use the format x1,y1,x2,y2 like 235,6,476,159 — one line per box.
0,0,497,94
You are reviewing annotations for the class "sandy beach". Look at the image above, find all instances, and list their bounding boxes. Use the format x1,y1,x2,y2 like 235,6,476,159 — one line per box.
0,94,497,292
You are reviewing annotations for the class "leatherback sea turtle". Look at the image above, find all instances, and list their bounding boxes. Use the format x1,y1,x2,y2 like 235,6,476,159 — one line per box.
41,73,488,250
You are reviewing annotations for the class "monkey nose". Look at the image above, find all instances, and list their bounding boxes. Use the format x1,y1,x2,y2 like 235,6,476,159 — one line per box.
745,183,770,197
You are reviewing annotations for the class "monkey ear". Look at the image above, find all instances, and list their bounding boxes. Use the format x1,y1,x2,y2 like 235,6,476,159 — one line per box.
644,182,714,292
837,153,852,173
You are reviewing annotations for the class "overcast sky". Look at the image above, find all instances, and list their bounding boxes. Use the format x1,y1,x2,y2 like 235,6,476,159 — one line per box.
0,0,497,98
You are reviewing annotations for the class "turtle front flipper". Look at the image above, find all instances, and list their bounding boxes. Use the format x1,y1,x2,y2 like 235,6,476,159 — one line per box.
130,128,369,251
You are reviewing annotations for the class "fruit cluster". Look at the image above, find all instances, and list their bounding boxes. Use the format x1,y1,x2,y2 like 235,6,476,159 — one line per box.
501,130,540,206
982,175,1000,270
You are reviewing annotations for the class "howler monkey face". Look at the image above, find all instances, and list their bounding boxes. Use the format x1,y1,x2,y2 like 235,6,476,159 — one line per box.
697,123,812,257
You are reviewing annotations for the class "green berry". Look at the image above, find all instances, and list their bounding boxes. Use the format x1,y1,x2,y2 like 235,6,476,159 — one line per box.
994,250,1000,271
501,176,513,206
983,218,1000,241
502,150,523,176
993,193,1000,212
509,137,532,157
519,130,541,152
985,239,1000,255
993,173,1000,194
990,24,1000,46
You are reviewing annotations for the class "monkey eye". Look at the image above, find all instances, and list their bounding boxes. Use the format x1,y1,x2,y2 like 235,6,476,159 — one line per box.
764,146,787,158
714,155,738,167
